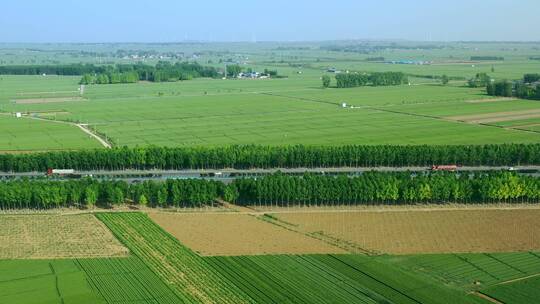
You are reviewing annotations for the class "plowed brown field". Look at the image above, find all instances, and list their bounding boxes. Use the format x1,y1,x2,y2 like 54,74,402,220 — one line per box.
149,212,346,256
275,209,540,254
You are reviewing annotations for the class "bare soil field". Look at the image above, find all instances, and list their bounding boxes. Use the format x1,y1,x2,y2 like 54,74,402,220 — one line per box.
464,97,516,103
0,214,128,259
274,209,540,254
149,212,346,256
14,96,84,104
447,109,540,123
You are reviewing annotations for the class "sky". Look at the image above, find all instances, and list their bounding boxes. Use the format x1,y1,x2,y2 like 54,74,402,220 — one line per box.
1,0,539,43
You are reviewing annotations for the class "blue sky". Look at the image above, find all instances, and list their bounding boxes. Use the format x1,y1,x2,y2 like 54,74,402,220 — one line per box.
1,0,539,42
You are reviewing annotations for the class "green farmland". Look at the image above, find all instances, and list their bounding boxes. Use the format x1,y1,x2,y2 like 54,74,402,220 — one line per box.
0,114,100,151
1,39,540,304
0,259,104,304
1,77,538,151
2,209,540,304
1,41,540,152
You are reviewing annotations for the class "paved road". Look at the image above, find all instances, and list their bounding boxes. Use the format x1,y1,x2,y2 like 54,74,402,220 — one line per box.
1,166,538,183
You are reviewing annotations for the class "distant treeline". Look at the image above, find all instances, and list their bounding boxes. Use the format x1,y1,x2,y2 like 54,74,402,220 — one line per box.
364,57,385,62
321,44,443,54
233,172,540,206
1,144,540,173
529,56,540,61
0,64,108,76
335,72,408,88
80,62,219,84
1,172,538,209
468,73,492,88
487,74,540,100
471,56,504,61
408,74,466,81
524,73,540,83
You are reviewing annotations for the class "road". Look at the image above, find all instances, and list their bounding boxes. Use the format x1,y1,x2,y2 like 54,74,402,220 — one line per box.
1,166,539,183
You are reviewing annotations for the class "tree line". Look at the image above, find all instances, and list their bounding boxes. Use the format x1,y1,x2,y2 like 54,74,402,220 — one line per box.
471,56,504,61
335,72,408,88
231,172,540,206
80,61,219,84
0,178,223,209
468,73,492,88
0,172,538,209
486,74,540,100
1,144,540,173
0,64,108,76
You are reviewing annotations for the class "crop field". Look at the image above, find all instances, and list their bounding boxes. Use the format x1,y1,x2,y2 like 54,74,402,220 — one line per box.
382,252,540,288
0,259,105,304
1,78,538,150
482,275,540,303
96,212,254,303
97,211,493,304
78,257,180,304
272,209,540,254
0,214,128,259
1,40,540,303
2,209,537,304
205,255,479,304
149,212,345,256
205,254,489,304
381,251,540,303
1,41,540,152
0,253,181,304
0,114,100,152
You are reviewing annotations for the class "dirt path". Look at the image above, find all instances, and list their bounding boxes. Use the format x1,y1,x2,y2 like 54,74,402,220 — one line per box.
77,124,111,148
447,109,540,123
494,273,540,286
242,204,540,216
471,292,504,304
464,97,515,104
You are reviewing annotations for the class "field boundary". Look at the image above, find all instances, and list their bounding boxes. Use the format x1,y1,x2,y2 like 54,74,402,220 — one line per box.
471,292,504,304
494,272,540,286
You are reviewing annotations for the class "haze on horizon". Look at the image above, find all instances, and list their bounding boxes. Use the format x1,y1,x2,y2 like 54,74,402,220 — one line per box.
1,0,539,43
